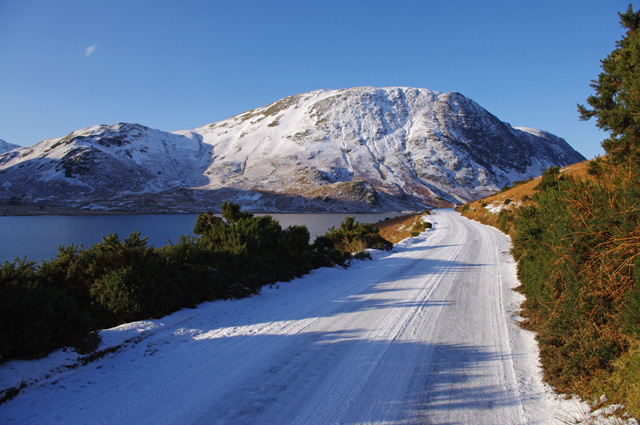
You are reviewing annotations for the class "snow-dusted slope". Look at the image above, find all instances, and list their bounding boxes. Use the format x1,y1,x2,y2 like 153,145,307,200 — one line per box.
0,124,211,209
0,87,584,213
0,139,20,154
191,87,584,208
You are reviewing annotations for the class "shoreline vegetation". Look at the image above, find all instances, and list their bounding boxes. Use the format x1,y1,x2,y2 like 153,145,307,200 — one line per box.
1,203,430,370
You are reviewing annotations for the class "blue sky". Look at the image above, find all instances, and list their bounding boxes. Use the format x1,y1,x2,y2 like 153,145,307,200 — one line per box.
0,1,635,159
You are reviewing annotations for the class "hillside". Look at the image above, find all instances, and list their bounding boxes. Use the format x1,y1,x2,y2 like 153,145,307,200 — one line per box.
0,87,584,214
459,159,592,235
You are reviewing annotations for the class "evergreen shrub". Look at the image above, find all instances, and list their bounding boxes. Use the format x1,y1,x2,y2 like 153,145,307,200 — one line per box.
84,232,183,327
0,259,91,360
157,235,222,307
410,220,432,237
0,202,394,361
194,207,317,295
321,217,392,264
454,6,640,413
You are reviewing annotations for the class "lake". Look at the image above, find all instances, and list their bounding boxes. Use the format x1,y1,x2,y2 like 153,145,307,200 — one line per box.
0,213,405,263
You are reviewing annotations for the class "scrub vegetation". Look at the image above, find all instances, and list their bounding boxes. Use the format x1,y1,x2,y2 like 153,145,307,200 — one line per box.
0,201,392,362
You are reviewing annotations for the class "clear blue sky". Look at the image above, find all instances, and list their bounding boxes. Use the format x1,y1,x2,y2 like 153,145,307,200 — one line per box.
0,0,635,159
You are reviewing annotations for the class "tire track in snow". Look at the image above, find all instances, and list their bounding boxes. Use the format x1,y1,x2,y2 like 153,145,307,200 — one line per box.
487,225,527,423
279,212,467,424
190,225,458,424
399,211,528,425
99,232,451,425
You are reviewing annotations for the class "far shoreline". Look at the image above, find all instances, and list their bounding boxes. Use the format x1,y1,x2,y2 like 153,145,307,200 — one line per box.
0,204,422,217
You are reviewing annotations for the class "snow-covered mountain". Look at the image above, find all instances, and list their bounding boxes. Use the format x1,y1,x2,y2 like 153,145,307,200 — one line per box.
0,87,584,213
0,139,20,154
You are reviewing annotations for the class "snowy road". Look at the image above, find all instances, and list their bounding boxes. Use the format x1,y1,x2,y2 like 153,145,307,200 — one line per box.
2,209,584,424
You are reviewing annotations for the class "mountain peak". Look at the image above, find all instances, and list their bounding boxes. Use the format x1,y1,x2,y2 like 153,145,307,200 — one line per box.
0,87,584,213
192,87,584,207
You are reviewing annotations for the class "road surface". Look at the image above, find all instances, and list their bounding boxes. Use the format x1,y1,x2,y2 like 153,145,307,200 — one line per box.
1,209,582,424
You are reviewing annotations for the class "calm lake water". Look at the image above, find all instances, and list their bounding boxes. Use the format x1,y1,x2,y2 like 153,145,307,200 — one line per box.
0,213,404,263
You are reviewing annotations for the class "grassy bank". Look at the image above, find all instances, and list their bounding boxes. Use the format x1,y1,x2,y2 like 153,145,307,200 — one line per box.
373,211,431,244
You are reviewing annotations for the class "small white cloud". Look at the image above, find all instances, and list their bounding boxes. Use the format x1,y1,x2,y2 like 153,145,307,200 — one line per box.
84,44,97,57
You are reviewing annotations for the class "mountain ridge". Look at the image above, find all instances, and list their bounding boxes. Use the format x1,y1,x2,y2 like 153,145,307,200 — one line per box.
0,87,585,213
0,139,20,155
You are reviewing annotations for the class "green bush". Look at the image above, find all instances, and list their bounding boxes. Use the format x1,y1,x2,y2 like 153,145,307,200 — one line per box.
281,225,316,277
321,217,392,264
513,168,639,398
194,207,319,295
410,219,432,236
81,232,183,327
157,235,223,306
220,200,252,223
533,166,563,192
495,209,514,233
312,235,350,266
621,258,640,339
0,202,394,361
36,245,92,314
0,259,92,360
462,5,640,415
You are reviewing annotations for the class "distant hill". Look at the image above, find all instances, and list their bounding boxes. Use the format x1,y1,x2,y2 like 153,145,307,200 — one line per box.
0,139,20,154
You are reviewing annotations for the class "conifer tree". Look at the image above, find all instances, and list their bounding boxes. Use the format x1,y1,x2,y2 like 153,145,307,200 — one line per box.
578,4,640,168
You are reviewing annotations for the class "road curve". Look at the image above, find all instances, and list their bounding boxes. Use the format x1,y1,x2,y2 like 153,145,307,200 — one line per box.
2,209,578,425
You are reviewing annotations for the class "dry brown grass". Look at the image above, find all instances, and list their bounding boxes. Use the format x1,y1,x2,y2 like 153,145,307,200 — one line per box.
480,161,590,204
373,212,430,244
459,160,593,232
